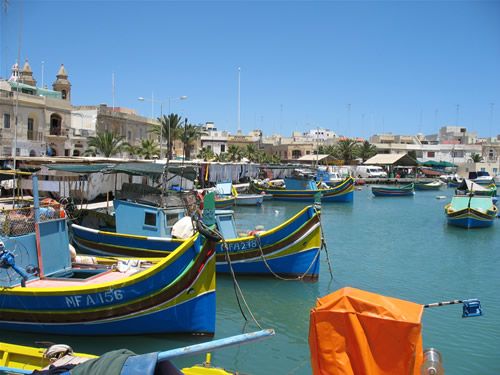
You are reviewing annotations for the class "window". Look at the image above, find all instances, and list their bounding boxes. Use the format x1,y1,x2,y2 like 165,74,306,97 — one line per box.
144,212,156,226
452,150,464,158
61,90,67,100
127,131,131,141
3,114,10,129
493,168,498,174
292,150,302,159
27,118,34,140
50,114,62,135
220,144,225,152
427,151,435,158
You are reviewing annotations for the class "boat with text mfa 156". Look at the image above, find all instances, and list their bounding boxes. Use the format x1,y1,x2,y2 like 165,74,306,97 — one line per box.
309,287,482,375
65,163,324,280
371,183,415,197
250,169,355,202
0,173,216,336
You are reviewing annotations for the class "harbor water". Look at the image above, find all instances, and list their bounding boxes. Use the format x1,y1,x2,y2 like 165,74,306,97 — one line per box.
3,187,500,374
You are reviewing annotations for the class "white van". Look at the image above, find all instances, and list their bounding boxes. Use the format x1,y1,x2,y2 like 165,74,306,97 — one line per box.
355,165,388,178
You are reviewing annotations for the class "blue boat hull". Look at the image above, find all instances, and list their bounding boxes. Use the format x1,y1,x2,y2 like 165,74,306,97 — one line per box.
0,290,216,335
447,216,494,229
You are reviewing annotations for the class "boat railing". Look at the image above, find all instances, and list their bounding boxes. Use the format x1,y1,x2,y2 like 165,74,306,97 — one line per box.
0,203,64,237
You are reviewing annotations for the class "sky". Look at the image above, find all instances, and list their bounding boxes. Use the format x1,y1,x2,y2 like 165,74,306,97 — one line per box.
1,0,499,139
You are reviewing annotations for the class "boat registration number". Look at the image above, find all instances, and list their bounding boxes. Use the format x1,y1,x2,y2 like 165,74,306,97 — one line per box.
225,240,258,252
65,289,124,308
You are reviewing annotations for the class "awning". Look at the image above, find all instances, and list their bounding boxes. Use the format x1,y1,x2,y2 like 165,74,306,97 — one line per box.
44,162,198,180
108,162,198,180
364,153,418,166
309,287,423,375
45,164,114,174
419,160,457,168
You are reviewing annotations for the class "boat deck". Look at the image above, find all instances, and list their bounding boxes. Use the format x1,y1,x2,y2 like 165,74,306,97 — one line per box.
26,268,138,288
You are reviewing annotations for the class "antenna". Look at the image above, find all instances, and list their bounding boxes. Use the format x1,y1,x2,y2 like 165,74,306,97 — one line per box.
112,72,115,111
456,104,460,126
489,103,494,139
237,67,241,133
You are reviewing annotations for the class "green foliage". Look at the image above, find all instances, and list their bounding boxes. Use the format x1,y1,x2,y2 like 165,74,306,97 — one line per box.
336,138,359,164
180,124,207,160
84,131,128,157
150,113,184,159
356,140,377,162
243,144,259,162
227,145,243,162
215,153,228,162
470,153,483,163
197,147,215,161
136,139,159,159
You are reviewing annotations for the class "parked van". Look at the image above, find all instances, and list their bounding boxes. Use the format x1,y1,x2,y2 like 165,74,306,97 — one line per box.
355,165,388,178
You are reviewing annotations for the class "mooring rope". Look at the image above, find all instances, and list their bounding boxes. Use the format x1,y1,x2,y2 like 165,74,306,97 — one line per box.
313,204,333,279
254,233,321,281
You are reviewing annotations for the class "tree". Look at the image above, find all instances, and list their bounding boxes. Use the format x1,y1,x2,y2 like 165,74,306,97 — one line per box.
356,140,377,162
215,152,228,162
150,113,184,159
197,147,215,161
84,131,127,157
470,153,483,163
136,139,159,159
319,144,339,159
227,145,243,162
336,138,359,165
244,144,259,162
180,124,206,160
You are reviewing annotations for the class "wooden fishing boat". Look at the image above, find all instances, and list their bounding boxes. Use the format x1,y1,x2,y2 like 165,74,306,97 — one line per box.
215,181,263,206
445,195,497,228
414,180,444,191
0,329,274,374
371,183,415,197
0,174,216,336
72,198,323,279
214,195,235,209
250,176,355,202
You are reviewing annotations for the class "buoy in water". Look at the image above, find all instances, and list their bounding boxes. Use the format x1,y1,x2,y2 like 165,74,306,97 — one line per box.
436,196,446,199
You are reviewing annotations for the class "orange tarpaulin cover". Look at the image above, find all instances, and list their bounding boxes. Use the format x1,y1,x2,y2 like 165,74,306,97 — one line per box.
309,287,424,375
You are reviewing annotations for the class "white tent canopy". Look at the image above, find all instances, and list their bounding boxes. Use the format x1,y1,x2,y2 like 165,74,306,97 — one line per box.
364,153,417,166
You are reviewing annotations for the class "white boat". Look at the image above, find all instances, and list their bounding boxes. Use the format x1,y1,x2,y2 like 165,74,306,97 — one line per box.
235,193,264,206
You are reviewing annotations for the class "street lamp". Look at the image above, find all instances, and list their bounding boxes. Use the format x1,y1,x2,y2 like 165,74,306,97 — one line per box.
137,95,188,159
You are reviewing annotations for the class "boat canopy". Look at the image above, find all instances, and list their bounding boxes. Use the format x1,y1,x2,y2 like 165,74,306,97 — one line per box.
457,179,490,193
309,287,423,375
44,162,198,180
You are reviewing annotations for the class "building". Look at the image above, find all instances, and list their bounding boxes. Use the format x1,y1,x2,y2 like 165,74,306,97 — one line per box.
199,122,228,155
1,61,72,157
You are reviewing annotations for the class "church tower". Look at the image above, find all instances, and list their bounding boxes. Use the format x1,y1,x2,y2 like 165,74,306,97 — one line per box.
52,64,71,100
20,60,37,87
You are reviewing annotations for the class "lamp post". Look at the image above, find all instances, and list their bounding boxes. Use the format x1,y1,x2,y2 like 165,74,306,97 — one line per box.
138,95,187,160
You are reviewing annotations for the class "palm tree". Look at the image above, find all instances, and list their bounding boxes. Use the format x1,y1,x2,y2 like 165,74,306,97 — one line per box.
136,139,159,159
180,124,207,160
150,113,184,159
197,147,215,161
320,144,339,159
215,153,228,162
336,138,358,165
84,131,127,157
470,153,483,163
356,140,377,162
227,145,243,162
244,144,258,162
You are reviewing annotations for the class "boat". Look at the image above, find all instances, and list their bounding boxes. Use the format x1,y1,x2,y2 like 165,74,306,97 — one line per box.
214,195,235,209
455,179,497,197
0,329,274,374
250,174,355,202
445,195,497,228
414,180,444,191
0,173,216,336
72,197,323,279
215,181,264,206
371,183,415,197
468,171,494,185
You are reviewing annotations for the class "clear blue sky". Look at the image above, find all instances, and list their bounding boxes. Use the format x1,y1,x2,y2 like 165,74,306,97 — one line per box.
2,1,499,138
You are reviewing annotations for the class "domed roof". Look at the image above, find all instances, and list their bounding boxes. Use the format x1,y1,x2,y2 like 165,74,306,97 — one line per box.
53,64,71,87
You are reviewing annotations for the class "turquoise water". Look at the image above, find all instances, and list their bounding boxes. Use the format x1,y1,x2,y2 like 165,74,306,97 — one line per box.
3,187,500,374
